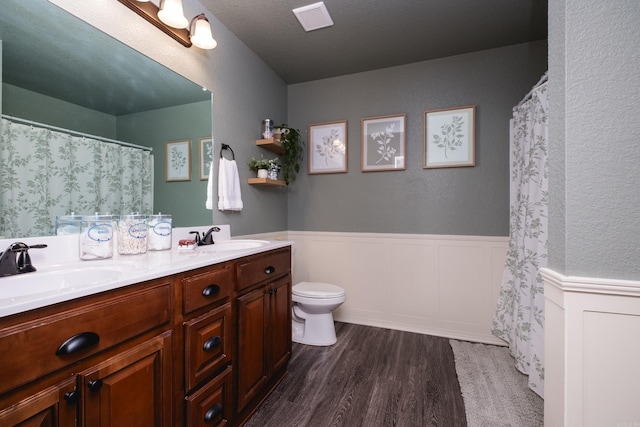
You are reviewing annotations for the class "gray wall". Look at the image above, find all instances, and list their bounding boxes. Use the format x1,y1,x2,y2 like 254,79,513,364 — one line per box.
2,84,117,138
548,0,640,281
117,101,212,228
207,13,289,236
286,41,547,235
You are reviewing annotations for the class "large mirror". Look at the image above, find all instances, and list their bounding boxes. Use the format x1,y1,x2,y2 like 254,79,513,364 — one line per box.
0,0,213,238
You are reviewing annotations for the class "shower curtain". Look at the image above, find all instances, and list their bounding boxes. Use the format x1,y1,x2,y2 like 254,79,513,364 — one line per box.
0,118,153,238
492,75,548,398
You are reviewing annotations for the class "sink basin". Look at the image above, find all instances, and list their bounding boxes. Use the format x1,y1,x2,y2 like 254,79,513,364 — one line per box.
198,239,270,252
0,268,123,300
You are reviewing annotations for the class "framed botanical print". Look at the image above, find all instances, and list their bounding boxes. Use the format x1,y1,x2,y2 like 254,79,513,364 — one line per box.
165,139,191,181
424,106,475,168
361,114,406,171
308,120,348,174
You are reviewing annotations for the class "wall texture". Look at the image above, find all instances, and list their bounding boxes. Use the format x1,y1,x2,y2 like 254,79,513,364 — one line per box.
548,0,640,280
287,41,548,236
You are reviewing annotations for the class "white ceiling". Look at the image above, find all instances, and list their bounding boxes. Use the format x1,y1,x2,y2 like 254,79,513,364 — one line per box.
201,0,548,84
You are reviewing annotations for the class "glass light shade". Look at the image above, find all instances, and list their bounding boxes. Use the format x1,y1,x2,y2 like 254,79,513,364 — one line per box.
157,0,188,29
190,15,217,49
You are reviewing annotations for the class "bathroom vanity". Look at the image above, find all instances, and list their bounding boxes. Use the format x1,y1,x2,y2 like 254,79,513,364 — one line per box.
0,239,292,427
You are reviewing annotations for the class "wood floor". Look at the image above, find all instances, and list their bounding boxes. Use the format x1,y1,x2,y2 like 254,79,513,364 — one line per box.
245,322,467,427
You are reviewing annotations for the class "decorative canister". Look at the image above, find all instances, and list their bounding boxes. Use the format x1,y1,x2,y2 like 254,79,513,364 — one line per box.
261,119,274,139
80,214,114,260
147,213,172,251
118,214,148,255
56,213,83,235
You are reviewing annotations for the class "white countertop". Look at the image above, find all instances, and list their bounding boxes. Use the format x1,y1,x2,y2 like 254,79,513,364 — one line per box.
0,227,292,318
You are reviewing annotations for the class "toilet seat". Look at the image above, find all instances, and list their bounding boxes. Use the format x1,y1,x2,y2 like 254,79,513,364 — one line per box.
293,282,345,299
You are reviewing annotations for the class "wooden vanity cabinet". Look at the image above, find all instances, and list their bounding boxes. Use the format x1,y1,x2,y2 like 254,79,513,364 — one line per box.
0,244,292,427
177,263,235,427
235,248,292,421
0,279,173,427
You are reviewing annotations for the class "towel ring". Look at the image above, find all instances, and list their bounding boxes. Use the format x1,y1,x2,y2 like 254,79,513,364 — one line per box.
220,143,235,160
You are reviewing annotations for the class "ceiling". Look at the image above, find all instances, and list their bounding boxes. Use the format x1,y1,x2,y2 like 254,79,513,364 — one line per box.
201,0,548,84
0,0,209,116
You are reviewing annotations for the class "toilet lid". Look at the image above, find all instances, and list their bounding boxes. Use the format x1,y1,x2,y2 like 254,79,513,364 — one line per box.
293,282,345,299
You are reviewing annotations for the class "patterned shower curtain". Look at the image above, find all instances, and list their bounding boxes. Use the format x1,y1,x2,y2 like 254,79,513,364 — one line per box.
0,118,153,238
492,78,548,398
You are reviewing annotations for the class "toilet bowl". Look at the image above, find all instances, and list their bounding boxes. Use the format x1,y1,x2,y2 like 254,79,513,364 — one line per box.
292,282,346,346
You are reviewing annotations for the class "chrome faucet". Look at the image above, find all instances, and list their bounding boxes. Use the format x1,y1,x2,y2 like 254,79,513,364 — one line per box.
0,242,47,277
190,227,221,246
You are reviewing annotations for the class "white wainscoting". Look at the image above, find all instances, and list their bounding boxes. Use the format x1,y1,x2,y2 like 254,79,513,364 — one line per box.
542,269,640,427
250,231,507,345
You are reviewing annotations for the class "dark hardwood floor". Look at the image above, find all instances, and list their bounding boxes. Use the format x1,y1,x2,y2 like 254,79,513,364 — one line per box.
245,322,467,427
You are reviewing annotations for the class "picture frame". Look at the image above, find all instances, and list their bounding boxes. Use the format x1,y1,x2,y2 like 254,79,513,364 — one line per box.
361,114,406,172
308,120,348,174
424,105,476,168
199,137,213,180
165,139,191,181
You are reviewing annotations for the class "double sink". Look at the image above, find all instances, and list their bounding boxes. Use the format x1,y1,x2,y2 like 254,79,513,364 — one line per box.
0,239,272,315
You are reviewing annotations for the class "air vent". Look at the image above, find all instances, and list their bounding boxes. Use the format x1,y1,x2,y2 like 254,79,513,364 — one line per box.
293,2,334,32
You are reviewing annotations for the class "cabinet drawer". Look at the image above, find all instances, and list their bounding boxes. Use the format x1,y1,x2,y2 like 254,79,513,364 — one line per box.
184,302,232,392
183,265,233,314
0,282,170,394
236,248,291,292
185,366,233,427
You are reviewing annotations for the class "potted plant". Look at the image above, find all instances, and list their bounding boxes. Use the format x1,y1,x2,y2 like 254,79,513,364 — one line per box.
274,124,304,185
247,157,272,178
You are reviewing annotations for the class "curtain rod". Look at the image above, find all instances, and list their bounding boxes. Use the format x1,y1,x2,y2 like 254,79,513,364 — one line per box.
1,114,153,152
515,71,548,109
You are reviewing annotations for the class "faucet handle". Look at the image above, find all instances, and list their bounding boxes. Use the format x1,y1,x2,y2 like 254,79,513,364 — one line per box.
18,251,36,273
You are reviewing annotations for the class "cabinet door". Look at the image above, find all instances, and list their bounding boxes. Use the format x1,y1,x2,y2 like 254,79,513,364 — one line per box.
0,377,77,427
80,333,171,427
236,287,268,412
267,276,292,376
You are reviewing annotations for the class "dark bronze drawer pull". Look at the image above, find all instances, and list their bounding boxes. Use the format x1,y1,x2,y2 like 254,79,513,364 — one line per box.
204,403,223,422
64,390,80,405
202,284,220,297
264,265,275,274
88,379,103,393
203,335,222,351
56,332,100,356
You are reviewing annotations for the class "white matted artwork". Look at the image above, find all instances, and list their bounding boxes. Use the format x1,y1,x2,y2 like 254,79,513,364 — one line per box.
199,137,213,180
424,105,475,168
165,139,191,181
308,120,348,174
361,114,406,172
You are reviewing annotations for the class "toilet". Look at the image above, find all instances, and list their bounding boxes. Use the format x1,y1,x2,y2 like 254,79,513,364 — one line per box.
291,282,346,346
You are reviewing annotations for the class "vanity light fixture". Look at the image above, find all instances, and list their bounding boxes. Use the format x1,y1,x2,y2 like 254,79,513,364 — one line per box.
190,14,217,49
117,0,217,49
157,0,188,29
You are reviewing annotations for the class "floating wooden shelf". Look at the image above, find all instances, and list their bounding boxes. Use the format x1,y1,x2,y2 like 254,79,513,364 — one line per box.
247,178,286,187
256,138,284,155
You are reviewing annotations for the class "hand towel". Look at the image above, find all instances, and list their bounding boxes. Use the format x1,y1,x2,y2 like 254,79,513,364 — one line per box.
205,161,214,209
217,157,243,211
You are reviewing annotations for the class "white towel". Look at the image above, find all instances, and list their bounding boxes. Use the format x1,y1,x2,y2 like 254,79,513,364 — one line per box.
217,157,243,211
205,161,214,209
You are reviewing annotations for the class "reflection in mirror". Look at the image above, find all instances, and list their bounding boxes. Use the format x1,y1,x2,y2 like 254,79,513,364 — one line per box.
0,0,213,238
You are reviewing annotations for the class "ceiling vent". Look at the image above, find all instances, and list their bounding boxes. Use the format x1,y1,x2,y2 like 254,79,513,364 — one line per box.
293,2,334,32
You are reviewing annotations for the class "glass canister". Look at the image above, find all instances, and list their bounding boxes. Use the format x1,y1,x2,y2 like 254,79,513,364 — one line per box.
261,119,274,139
118,214,148,255
56,213,83,235
147,213,172,251
80,214,114,260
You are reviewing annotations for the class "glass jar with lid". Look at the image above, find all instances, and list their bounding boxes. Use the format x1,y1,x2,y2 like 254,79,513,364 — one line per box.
56,213,83,236
80,214,114,260
118,214,147,255
147,213,172,251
